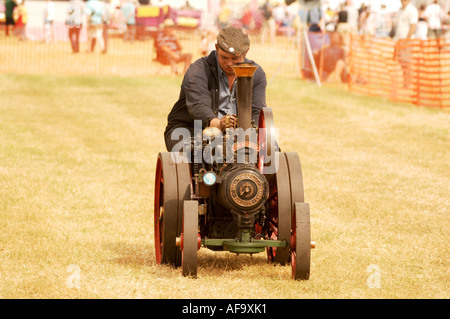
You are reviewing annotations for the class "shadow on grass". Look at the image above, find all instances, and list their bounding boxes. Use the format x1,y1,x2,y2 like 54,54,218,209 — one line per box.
104,240,289,279
104,241,154,267
195,250,273,277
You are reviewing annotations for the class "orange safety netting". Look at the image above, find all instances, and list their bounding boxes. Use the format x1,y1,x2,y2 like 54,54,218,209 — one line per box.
348,34,450,108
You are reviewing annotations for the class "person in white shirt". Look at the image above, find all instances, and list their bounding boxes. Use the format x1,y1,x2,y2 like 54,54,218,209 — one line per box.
44,0,55,42
375,4,392,38
394,0,418,41
415,4,428,40
344,0,358,35
66,0,84,53
394,0,418,88
424,0,443,39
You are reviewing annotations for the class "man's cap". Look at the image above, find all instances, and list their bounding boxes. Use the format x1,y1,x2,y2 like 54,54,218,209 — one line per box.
216,26,250,57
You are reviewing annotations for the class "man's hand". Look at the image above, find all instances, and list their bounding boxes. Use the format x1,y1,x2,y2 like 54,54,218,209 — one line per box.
215,114,237,132
210,114,238,131
221,114,238,130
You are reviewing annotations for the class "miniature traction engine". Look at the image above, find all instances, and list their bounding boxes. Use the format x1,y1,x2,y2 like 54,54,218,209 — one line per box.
154,62,314,280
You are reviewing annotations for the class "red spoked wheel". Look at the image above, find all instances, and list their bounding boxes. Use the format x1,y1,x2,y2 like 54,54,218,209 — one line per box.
154,152,191,266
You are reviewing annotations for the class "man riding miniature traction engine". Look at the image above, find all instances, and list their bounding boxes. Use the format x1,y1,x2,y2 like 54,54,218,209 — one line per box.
154,27,313,280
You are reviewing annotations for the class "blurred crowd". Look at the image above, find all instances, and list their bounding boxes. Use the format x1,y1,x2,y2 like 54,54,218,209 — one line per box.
317,0,449,42
2,0,450,78
3,0,450,43
212,0,450,41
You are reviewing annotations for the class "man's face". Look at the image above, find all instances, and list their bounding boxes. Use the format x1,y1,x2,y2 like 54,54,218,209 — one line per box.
216,45,246,76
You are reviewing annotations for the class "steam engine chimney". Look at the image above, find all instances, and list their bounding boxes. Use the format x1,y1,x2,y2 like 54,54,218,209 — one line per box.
232,62,258,131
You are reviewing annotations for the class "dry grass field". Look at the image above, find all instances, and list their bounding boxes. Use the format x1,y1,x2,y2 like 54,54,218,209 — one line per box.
0,71,448,299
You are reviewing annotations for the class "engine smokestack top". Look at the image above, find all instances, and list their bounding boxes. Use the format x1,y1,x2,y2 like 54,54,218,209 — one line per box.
232,62,258,78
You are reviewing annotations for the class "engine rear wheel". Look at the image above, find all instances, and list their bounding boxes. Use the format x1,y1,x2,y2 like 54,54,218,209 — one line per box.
291,202,311,280
266,152,306,267
266,152,291,265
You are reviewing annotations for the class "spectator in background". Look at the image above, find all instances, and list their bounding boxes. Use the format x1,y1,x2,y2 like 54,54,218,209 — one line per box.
360,5,376,36
327,35,349,83
121,0,136,42
444,9,450,36
416,4,428,40
5,0,17,36
375,4,392,38
85,0,106,53
317,32,349,83
344,0,358,36
66,0,83,53
444,10,450,48
260,0,275,44
218,0,232,29
324,6,336,31
394,0,418,88
424,0,443,39
273,2,287,26
155,18,192,75
111,2,125,34
200,26,218,56
444,9,450,26
241,4,253,30
102,0,110,54
44,0,55,42
14,0,27,41
307,4,324,32
358,5,369,35
336,2,351,50
394,0,418,41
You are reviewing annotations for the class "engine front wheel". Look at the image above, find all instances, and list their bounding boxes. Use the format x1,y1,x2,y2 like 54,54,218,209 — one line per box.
181,200,200,278
154,152,191,266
